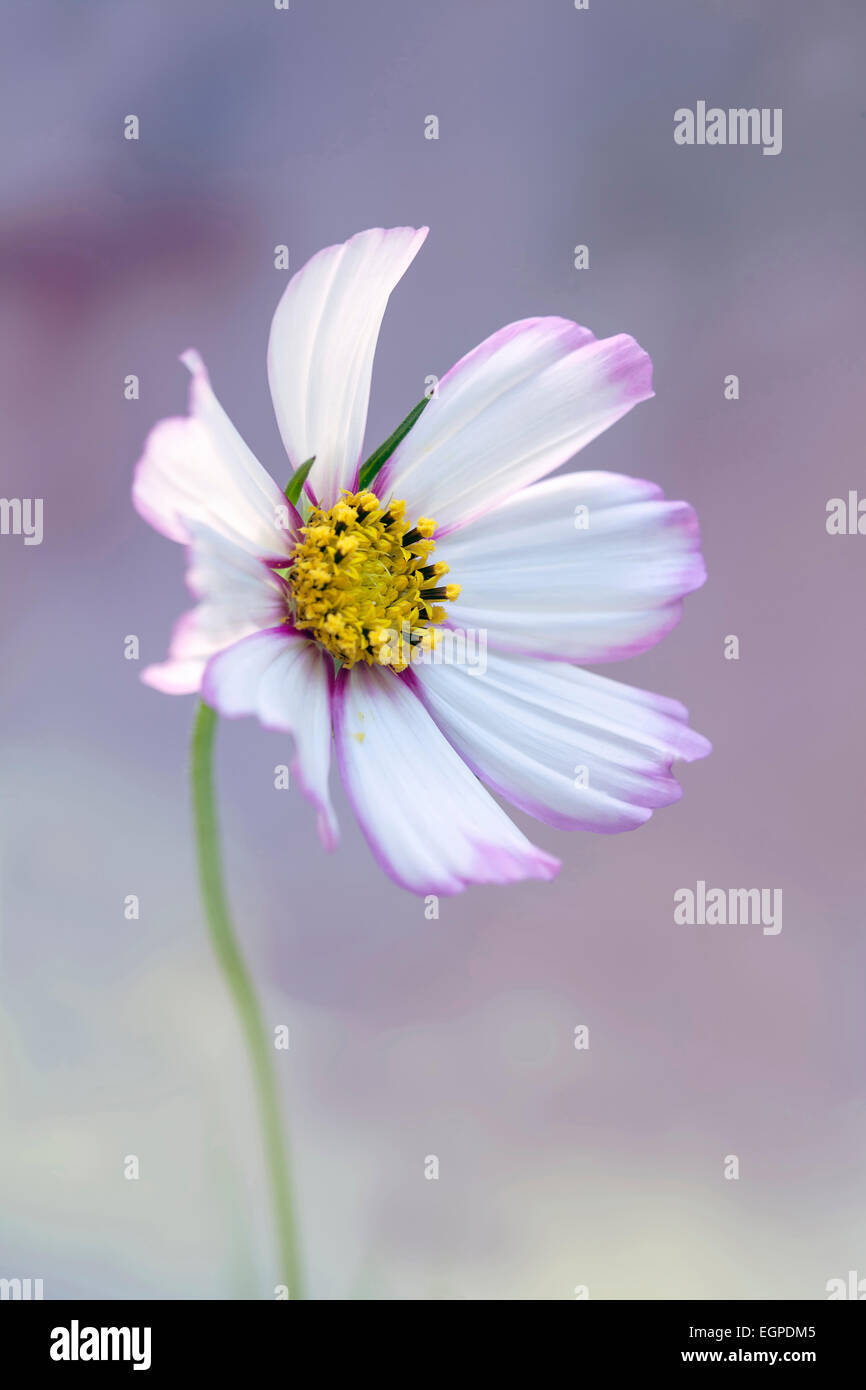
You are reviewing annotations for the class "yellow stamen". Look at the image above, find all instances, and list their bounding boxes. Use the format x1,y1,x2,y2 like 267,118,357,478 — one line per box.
288,491,460,670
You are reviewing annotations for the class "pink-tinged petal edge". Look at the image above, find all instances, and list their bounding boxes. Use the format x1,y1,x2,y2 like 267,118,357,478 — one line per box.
267,226,429,510
376,316,654,536
133,353,297,562
201,626,339,852
435,472,706,664
332,664,560,896
406,655,711,835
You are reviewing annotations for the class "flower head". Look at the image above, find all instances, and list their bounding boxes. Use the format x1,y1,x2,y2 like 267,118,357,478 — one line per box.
288,489,457,669
134,227,709,894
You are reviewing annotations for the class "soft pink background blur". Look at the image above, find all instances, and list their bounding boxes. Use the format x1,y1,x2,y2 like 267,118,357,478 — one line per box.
1,0,865,1298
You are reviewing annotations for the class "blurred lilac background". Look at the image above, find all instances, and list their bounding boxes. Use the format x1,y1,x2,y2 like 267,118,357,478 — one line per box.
1,0,865,1298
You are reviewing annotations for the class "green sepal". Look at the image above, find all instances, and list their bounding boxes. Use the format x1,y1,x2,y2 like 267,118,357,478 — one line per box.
358,397,429,492
284,457,315,508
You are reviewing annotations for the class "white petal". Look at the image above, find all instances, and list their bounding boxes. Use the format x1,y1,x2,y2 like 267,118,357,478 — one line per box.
376,317,652,534
267,226,428,508
435,471,706,661
410,651,710,833
133,351,295,558
142,521,288,694
202,628,338,850
333,664,559,894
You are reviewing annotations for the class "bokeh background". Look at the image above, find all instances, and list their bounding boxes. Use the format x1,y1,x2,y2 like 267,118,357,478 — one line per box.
1,0,865,1299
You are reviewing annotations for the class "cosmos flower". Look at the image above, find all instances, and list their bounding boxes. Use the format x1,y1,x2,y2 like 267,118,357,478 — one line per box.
134,226,709,895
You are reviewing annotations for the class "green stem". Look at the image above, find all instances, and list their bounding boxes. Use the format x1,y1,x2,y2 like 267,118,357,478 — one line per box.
191,700,304,1299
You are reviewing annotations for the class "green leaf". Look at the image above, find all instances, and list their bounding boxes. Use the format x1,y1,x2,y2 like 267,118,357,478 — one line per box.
284,457,315,507
358,397,429,492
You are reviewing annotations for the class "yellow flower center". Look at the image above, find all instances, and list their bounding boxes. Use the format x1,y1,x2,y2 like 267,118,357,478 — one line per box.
287,490,460,670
